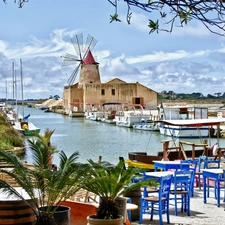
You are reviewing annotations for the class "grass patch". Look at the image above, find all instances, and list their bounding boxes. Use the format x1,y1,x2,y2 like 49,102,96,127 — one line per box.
0,112,24,151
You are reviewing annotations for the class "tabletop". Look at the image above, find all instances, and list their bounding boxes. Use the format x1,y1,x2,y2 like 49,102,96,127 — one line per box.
201,169,223,174
153,161,183,165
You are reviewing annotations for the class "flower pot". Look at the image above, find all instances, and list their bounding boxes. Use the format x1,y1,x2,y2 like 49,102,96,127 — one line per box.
38,205,71,225
87,215,123,225
116,197,127,224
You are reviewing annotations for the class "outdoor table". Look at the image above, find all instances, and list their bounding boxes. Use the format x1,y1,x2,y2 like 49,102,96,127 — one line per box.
202,168,224,207
153,160,189,171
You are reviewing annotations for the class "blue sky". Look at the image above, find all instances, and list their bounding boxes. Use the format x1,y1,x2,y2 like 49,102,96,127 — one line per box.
0,0,225,99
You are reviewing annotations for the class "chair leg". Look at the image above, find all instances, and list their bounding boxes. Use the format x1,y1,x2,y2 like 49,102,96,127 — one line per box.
159,203,163,225
166,201,170,224
150,202,154,221
139,199,143,224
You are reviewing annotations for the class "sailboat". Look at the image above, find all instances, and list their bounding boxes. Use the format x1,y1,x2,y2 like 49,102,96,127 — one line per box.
13,59,41,136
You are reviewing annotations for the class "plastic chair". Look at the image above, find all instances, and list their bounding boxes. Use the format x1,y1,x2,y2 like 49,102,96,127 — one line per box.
180,159,198,197
139,174,172,225
170,170,194,216
195,156,208,189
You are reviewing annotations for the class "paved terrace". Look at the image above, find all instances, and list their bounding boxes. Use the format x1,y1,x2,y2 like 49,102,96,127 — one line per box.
133,188,225,225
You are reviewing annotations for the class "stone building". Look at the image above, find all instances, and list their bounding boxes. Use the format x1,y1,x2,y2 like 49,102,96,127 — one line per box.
63,75,158,112
62,49,158,112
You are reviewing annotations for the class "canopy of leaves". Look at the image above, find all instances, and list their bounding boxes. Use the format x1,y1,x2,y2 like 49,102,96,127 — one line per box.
108,0,225,36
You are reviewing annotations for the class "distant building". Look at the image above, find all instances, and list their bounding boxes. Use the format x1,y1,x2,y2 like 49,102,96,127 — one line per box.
62,69,158,112
61,39,158,113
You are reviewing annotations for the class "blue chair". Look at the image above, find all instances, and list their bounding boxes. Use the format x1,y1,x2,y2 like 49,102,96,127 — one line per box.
205,160,220,198
170,170,194,216
195,156,208,189
180,159,198,197
139,174,172,225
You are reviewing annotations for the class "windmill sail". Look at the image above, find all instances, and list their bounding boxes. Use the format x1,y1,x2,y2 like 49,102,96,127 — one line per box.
61,33,98,85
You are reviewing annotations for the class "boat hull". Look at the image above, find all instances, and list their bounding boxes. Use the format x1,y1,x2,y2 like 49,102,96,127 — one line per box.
133,121,159,131
159,124,209,138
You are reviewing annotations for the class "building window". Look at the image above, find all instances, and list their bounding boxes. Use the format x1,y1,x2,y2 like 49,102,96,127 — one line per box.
101,89,105,95
112,89,115,95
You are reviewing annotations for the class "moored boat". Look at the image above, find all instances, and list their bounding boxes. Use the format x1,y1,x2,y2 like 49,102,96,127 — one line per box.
159,105,209,138
13,121,41,136
114,104,151,128
133,119,159,131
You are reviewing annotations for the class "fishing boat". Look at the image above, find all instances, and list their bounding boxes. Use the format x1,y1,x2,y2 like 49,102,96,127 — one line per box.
159,105,209,138
13,115,41,136
133,119,159,131
157,118,225,160
99,102,121,124
12,59,40,136
126,152,162,170
85,103,104,121
68,102,85,117
114,104,151,128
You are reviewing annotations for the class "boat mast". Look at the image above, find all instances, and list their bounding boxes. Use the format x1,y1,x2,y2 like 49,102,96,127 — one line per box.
20,58,24,117
12,62,15,107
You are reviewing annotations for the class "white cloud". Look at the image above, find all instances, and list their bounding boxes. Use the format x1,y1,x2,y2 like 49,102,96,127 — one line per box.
1,28,225,99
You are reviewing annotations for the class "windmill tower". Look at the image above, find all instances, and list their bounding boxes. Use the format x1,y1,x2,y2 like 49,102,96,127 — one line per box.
61,33,101,87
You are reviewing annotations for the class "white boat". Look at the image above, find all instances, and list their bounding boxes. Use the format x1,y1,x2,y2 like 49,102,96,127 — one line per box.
85,103,104,121
114,104,151,128
159,118,225,139
12,59,40,136
86,111,105,121
13,120,40,136
68,102,85,117
98,102,121,124
133,119,159,131
158,105,210,138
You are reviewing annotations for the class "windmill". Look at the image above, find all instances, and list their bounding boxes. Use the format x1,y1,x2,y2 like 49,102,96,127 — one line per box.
61,33,100,85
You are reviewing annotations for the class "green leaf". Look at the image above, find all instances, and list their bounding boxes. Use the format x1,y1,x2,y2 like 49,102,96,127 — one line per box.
110,14,121,23
148,19,159,33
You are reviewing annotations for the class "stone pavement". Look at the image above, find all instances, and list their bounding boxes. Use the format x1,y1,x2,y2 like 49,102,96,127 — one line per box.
131,188,225,225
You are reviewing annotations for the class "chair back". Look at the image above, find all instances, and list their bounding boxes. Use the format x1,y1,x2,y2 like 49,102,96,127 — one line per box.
180,159,197,173
159,174,172,200
173,170,194,195
198,156,208,171
205,160,220,169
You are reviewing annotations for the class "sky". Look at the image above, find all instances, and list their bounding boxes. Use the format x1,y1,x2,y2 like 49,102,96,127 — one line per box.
0,0,225,100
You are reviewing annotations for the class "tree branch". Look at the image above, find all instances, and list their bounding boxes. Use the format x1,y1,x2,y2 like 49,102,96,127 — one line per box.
108,0,225,36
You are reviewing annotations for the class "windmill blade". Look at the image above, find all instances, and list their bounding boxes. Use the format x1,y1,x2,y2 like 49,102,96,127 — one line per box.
67,64,80,85
61,53,81,66
83,34,98,55
71,33,83,60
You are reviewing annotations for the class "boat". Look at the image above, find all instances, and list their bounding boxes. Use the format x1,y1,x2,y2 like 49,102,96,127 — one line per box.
133,119,159,131
159,105,210,138
85,103,104,121
44,107,53,113
13,115,41,136
114,104,151,128
12,59,40,136
126,152,163,170
157,118,225,160
99,102,121,124
68,102,85,117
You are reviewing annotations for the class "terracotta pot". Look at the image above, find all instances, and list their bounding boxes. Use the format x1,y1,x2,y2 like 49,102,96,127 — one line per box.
87,215,123,225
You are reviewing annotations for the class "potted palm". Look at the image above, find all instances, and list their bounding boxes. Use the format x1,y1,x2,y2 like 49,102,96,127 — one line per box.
83,159,158,225
0,134,90,225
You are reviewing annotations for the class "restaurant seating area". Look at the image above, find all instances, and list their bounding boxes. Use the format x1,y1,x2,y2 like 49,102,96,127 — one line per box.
135,158,225,225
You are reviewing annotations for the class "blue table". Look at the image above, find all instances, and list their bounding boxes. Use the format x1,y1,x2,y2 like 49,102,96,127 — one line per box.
153,161,189,171
202,169,224,207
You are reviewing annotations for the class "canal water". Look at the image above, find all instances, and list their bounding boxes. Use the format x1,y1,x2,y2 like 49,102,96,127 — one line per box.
22,106,224,165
